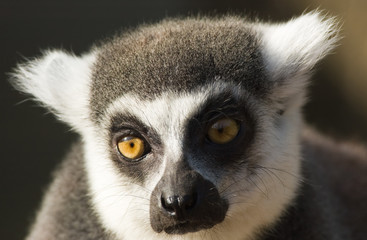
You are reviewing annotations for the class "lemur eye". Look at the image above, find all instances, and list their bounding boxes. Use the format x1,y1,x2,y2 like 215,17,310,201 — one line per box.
117,136,145,160
207,118,240,144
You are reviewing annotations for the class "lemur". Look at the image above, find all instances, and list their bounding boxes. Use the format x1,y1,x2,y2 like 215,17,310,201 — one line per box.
11,11,367,240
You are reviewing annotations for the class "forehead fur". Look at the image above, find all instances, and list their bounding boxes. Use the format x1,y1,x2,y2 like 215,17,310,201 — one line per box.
91,16,269,121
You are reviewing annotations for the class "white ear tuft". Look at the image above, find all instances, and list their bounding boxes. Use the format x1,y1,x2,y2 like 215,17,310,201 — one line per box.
11,50,96,131
259,11,340,81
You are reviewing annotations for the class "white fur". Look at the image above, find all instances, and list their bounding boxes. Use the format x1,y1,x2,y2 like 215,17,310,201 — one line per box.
84,90,210,240
11,50,97,132
13,12,339,240
258,11,339,85
84,82,301,240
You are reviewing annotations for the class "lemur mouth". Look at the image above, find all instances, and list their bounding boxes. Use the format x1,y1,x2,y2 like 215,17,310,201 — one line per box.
164,221,215,234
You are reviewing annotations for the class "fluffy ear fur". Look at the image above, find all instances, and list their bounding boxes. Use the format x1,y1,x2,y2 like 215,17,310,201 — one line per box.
258,11,340,103
11,50,96,131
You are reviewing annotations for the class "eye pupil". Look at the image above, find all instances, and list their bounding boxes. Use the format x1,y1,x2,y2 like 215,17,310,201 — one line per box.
130,142,135,148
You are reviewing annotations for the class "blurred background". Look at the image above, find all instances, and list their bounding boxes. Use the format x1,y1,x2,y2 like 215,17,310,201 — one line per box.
1,0,366,239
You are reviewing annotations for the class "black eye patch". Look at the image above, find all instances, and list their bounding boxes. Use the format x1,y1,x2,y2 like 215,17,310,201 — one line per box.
108,113,163,183
182,90,256,167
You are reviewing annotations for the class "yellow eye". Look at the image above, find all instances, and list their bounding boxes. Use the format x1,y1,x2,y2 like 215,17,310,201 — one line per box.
207,118,240,144
117,136,145,160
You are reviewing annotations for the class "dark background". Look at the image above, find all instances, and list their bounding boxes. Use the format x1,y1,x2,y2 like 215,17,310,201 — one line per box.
1,0,367,239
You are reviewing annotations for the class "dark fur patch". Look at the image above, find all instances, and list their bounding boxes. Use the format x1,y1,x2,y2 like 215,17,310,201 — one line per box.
90,16,270,123
259,129,367,240
109,113,163,184
26,141,117,239
183,89,256,170
105,89,256,184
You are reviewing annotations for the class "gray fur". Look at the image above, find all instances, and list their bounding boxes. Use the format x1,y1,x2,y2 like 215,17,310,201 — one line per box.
91,16,269,122
26,142,117,240
25,130,367,239
262,129,367,240
11,13,367,240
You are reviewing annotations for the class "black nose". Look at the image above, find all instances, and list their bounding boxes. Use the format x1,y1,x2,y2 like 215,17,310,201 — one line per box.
161,192,197,218
150,170,228,234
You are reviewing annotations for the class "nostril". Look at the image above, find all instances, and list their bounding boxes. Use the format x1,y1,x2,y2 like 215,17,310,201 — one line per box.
160,192,198,217
161,195,176,214
183,192,197,210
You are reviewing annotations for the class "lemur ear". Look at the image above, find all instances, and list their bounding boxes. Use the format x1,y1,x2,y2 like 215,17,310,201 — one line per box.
11,50,96,131
258,11,340,102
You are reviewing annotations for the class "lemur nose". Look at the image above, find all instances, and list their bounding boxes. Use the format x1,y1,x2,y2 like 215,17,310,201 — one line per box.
150,167,228,234
161,192,198,218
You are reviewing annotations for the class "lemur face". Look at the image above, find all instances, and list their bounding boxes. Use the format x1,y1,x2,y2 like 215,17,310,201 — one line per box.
86,83,297,238
12,12,338,240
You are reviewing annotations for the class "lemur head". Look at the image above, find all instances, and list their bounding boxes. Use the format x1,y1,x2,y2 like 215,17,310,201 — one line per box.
12,12,338,240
